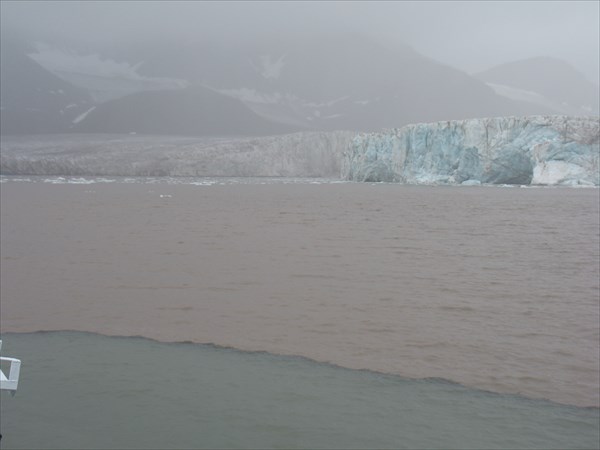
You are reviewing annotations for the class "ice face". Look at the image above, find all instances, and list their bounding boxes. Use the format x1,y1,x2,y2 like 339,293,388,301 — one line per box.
342,116,600,186
1,116,597,183
0,131,356,178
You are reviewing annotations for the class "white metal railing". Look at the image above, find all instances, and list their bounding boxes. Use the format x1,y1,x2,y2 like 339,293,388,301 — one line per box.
0,340,21,395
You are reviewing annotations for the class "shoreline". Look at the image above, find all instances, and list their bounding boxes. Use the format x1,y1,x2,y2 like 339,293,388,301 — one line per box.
2,174,599,188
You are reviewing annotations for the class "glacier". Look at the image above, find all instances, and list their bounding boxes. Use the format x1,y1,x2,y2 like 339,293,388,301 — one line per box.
2,116,598,184
342,116,599,186
0,131,354,178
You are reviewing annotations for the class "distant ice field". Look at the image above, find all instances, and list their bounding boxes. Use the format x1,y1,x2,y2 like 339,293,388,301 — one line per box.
0,175,345,186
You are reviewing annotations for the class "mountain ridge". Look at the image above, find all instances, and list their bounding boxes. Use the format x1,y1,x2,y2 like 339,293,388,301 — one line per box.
475,57,599,116
3,33,594,136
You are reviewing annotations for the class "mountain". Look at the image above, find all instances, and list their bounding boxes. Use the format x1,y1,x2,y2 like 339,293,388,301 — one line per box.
27,42,189,103
123,33,558,131
72,86,301,136
0,37,93,135
475,57,599,116
5,34,574,136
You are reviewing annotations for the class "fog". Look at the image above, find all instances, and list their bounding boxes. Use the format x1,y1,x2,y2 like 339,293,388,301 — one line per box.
2,1,599,82
1,1,598,139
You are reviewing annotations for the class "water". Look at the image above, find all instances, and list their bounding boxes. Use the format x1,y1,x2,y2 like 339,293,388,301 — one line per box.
1,331,598,449
1,177,599,447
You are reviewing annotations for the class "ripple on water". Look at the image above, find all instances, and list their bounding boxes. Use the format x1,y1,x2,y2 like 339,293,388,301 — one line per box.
1,331,599,450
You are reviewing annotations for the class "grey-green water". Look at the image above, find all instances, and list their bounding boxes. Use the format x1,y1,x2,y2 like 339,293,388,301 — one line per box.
1,331,598,449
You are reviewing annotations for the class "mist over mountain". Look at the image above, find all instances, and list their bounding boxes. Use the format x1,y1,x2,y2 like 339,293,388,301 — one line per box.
475,57,599,116
105,33,559,132
0,36,93,135
2,26,597,137
72,87,301,136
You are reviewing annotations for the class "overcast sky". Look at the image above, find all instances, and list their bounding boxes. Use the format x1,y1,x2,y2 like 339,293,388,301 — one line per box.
2,1,599,83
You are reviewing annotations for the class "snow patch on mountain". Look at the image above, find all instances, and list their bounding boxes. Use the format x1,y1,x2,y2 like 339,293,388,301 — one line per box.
486,83,551,108
213,87,351,129
215,87,298,105
485,82,591,116
304,96,350,108
72,106,96,124
251,54,286,80
28,43,188,102
30,43,143,79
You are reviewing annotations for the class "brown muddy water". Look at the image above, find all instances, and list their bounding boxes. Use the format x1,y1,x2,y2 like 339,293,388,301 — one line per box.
1,178,598,408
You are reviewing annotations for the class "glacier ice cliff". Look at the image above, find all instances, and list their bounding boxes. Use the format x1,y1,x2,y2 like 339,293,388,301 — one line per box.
0,131,354,178
2,116,598,184
342,116,599,186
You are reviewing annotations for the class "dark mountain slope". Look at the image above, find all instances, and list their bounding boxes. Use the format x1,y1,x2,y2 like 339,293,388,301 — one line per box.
73,86,301,136
1,36,93,134
124,34,558,131
475,57,599,115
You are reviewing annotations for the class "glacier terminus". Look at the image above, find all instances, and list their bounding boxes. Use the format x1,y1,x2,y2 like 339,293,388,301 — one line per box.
342,116,599,186
1,116,598,186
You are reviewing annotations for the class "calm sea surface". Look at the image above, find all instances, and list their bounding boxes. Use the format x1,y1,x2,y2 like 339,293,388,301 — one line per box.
1,331,598,449
1,177,599,448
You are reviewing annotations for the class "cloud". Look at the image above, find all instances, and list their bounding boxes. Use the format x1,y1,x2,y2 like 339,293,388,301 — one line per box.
1,1,598,82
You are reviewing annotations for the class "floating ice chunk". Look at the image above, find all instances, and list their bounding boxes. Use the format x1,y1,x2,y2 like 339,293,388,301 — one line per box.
461,179,481,186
